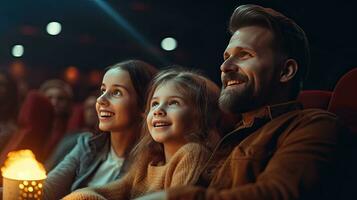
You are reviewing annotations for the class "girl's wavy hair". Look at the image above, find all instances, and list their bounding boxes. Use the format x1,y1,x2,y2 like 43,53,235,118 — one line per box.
129,67,220,168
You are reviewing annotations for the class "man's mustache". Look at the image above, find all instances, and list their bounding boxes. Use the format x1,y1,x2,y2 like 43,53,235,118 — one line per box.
222,72,248,87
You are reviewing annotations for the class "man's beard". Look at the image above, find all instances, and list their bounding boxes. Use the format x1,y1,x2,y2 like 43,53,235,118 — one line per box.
219,86,255,115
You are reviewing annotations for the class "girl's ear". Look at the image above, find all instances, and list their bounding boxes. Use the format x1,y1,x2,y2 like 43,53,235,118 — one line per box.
280,59,298,83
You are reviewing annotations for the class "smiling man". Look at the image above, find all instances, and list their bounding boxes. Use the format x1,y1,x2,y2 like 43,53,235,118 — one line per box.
136,4,344,200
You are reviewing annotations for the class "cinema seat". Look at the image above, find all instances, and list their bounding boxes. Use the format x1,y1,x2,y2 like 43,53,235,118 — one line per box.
327,68,357,199
297,90,332,110
328,68,357,134
0,90,55,164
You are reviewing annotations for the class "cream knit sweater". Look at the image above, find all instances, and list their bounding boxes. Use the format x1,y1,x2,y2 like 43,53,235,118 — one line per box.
62,142,210,200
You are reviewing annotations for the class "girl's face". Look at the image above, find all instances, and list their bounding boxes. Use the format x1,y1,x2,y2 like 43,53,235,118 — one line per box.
96,68,140,132
147,81,196,145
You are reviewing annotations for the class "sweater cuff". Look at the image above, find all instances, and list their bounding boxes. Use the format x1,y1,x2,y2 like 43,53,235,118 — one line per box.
167,186,206,200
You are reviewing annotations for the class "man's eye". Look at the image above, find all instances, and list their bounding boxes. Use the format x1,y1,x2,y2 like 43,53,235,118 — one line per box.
223,52,230,60
238,51,252,59
100,88,106,94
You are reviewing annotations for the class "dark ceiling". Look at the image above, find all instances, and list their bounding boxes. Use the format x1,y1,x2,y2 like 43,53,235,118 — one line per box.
0,0,356,92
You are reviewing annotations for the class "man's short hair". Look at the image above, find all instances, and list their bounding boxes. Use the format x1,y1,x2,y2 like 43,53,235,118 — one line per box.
229,4,310,99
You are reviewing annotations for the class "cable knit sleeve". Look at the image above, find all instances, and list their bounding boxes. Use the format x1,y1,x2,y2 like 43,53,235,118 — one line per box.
165,143,211,187
62,174,134,200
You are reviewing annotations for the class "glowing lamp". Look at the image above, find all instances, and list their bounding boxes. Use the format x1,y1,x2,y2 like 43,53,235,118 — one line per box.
1,150,46,200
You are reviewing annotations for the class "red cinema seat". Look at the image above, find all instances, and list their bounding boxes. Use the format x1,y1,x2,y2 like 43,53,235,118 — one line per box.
0,90,55,164
328,68,357,134
327,68,357,199
298,90,332,110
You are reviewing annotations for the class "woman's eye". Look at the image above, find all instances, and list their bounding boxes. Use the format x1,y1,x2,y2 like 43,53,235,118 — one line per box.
100,88,106,94
112,89,122,97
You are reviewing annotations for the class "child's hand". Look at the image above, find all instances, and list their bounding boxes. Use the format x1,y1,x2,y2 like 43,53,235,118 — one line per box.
134,191,167,200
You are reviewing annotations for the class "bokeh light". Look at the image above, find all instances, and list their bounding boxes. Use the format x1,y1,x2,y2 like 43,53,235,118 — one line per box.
46,22,62,36
161,37,177,51
11,45,24,57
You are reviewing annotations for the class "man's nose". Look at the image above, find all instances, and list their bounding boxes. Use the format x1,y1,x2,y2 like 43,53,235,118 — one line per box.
220,59,238,73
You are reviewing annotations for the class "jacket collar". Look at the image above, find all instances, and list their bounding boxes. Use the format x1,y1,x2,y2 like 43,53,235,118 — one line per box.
88,132,110,154
241,101,302,128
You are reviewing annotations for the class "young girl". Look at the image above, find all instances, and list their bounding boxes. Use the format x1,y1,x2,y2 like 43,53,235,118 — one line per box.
63,68,221,199
43,60,158,199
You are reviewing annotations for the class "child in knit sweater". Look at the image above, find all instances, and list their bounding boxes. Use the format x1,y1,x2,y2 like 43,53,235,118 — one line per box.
63,68,221,200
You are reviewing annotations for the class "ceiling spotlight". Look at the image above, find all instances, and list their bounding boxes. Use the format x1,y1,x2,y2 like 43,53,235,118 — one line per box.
11,45,24,57
161,37,177,51
46,22,62,35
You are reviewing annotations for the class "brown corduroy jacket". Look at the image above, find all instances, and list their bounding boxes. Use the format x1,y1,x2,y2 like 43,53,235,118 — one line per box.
168,101,345,200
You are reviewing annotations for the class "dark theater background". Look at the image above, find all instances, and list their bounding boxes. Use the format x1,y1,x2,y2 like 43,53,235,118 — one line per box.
0,0,356,101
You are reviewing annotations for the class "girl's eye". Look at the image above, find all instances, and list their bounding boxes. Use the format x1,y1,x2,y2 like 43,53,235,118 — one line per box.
112,89,122,97
151,101,159,108
168,100,180,106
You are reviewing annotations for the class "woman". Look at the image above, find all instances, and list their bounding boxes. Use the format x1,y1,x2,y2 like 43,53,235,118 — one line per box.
43,60,157,200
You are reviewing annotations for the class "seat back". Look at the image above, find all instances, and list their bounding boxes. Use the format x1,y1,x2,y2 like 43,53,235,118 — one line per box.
328,68,357,134
326,68,357,199
0,90,55,164
297,90,332,110
66,103,85,133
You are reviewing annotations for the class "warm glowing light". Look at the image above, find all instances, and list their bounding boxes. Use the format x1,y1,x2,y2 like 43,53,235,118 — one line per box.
89,70,102,86
65,66,80,84
46,21,62,35
161,37,177,51
10,61,26,79
1,150,47,180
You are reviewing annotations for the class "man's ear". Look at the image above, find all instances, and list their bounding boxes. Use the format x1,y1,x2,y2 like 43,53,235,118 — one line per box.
280,59,298,83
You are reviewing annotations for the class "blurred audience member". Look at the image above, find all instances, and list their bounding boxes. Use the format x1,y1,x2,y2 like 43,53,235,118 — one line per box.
46,93,99,171
39,79,73,156
0,90,54,165
0,70,19,151
83,94,99,132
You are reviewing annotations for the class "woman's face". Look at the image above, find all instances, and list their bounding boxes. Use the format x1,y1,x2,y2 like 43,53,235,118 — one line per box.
96,68,140,132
